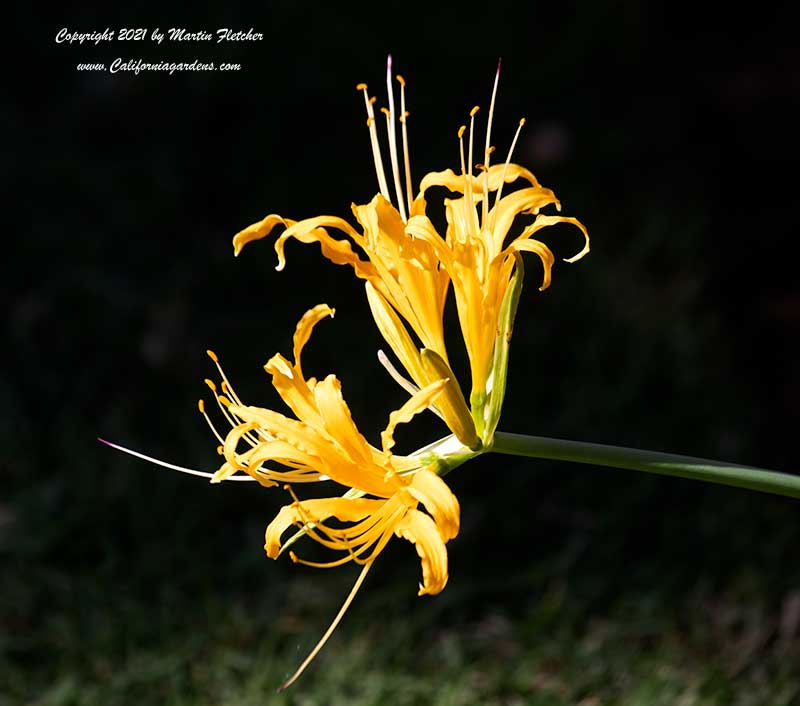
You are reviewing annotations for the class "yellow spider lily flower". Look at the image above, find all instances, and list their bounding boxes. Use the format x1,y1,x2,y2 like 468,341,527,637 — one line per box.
231,60,477,450
406,154,589,440
200,303,464,687
231,59,589,446
106,303,470,689
201,304,460,587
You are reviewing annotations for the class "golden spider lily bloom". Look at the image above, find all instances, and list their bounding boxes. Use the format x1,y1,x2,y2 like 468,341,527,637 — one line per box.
201,304,461,592
406,154,589,441
200,303,465,687
232,61,478,451
232,59,589,446
105,303,470,689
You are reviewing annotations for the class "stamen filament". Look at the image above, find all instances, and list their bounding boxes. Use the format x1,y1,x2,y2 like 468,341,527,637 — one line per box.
377,349,422,398
457,125,468,243
278,560,374,691
290,551,357,569
494,118,526,219
397,75,414,214
212,389,255,444
385,56,408,222
466,106,479,221
205,359,265,447
482,61,501,229
97,438,256,481
198,398,226,446
357,84,391,201
207,351,247,408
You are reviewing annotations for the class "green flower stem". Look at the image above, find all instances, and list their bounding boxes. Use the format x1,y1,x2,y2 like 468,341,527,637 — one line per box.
491,432,800,499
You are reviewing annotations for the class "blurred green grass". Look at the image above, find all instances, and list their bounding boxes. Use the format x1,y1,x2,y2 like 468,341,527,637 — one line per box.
3,446,799,705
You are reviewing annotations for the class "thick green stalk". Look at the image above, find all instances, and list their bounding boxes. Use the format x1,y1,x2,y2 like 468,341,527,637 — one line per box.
491,432,800,499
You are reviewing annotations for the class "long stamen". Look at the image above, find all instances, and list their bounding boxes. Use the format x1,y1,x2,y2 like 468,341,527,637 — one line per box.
206,350,247,408
198,397,226,446
457,125,468,243
377,350,447,422
377,349,420,396
203,380,245,444
466,106,479,221
205,356,266,447
98,438,256,481
397,75,413,214
493,117,526,223
351,515,401,565
357,83,391,201
290,551,356,569
385,56,408,222
458,125,467,175
482,61,501,229
219,380,271,446
278,560,374,691
204,380,243,440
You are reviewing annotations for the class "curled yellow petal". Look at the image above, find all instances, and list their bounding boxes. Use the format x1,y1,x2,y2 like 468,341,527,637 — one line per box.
407,467,460,541
405,215,456,272
314,375,374,465
515,214,591,263
500,239,555,291
489,186,560,255
227,404,333,460
220,421,260,472
264,496,382,558
393,508,449,596
292,304,335,378
381,379,448,458
419,163,539,197
232,214,294,256
273,216,373,275
265,353,323,427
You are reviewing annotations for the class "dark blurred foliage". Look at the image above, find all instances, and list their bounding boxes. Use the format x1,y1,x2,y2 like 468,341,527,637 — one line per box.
3,0,799,670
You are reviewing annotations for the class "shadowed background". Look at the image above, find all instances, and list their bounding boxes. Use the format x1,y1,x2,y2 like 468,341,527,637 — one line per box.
4,1,800,704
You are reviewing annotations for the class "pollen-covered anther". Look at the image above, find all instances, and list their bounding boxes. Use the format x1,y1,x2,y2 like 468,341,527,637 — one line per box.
458,125,466,139
204,378,216,392
356,82,367,91
206,349,219,363
470,105,480,117
396,74,405,87
198,399,205,413
218,395,232,407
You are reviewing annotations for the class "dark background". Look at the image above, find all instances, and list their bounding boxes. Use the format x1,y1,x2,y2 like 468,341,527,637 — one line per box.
4,1,800,702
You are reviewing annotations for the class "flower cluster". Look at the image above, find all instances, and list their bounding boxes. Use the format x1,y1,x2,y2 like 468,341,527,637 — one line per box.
111,58,588,688
223,59,588,685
